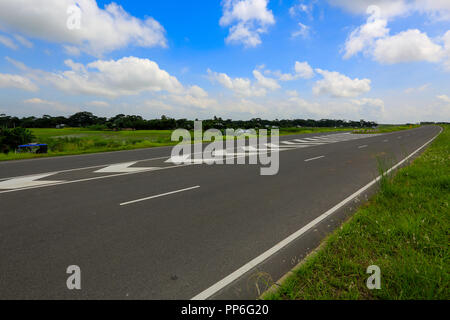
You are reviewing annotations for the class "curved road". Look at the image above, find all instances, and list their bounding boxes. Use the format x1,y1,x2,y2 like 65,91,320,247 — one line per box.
0,125,441,299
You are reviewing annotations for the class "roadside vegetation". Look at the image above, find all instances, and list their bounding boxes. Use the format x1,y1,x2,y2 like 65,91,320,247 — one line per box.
264,125,449,300
353,124,420,134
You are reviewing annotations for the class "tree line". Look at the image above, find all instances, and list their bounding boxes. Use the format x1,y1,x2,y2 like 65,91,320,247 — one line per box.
0,112,378,130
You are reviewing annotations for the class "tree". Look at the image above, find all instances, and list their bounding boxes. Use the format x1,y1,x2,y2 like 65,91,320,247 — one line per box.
0,127,35,154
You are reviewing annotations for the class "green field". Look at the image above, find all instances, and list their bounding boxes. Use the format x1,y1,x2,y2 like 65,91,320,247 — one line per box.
264,125,449,300
0,125,419,161
353,124,420,134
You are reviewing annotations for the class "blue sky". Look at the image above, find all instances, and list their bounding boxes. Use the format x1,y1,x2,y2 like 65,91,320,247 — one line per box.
0,0,449,123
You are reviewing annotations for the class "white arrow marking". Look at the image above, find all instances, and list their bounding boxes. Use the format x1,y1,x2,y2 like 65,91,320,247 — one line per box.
0,173,62,190
95,162,158,173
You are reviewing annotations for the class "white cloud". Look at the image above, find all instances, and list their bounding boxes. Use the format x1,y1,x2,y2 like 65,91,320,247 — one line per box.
330,1,450,20
328,0,410,19
47,57,184,98
24,98,79,113
86,100,110,107
268,61,315,81
5,57,28,71
289,3,311,17
294,61,315,79
220,0,275,47
253,70,280,90
0,73,38,91
0,34,17,49
404,83,430,94
313,69,371,98
13,34,33,48
343,5,449,69
208,69,269,97
0,0,167,56
437,94,450,103
343,5,389,59
442,30,450,70
373,29,444,63
291,22,311,39
166,86,218,110
351,98,385,119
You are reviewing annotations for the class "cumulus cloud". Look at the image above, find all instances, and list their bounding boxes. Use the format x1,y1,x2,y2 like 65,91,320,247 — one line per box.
207,69,275,97
0,73,38,91
343,5,389,59
253,70,280,90
219,0,275,47
46,57,184,98
373,29,444,63
343,4,449,69
294,61,315,79
0,0,167,56
437,94,450,103
313,69,371,98
166,86,218,110
267,61,315,81
442,30,450,70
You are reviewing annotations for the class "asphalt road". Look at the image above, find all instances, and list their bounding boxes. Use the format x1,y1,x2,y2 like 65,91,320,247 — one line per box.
0,125,441,299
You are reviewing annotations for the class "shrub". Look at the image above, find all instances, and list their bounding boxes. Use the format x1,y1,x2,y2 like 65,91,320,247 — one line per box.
0,127,36,153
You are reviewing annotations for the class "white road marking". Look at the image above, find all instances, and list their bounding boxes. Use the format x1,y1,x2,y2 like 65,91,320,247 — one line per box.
0,155,174,182
191,126,443,300
95,162,158,173
358,145,368,149
293,139,312,143
383,139,389,142
120,186,200,206
0,173,62,190
304,156,325,162
281,141,297,145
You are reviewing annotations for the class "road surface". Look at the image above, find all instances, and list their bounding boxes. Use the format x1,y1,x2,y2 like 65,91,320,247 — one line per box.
0,125,441,299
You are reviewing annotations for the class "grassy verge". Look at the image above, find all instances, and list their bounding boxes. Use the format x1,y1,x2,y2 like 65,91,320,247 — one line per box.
278,127,351,135
353,124,420,134
264,125,449,300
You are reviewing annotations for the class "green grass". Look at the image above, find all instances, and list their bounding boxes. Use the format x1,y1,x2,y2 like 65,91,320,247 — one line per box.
264,125,449,300
0,128,178,161
353,124,420,134
0,125,421,161
278,127,351,135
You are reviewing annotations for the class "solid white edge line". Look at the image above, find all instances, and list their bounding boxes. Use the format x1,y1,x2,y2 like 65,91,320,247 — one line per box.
358,145,368,149
304,156,325,162
120,186,200,206
191,126,442,300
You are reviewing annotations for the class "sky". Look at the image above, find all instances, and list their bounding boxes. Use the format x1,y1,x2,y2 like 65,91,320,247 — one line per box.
0,0,449,123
